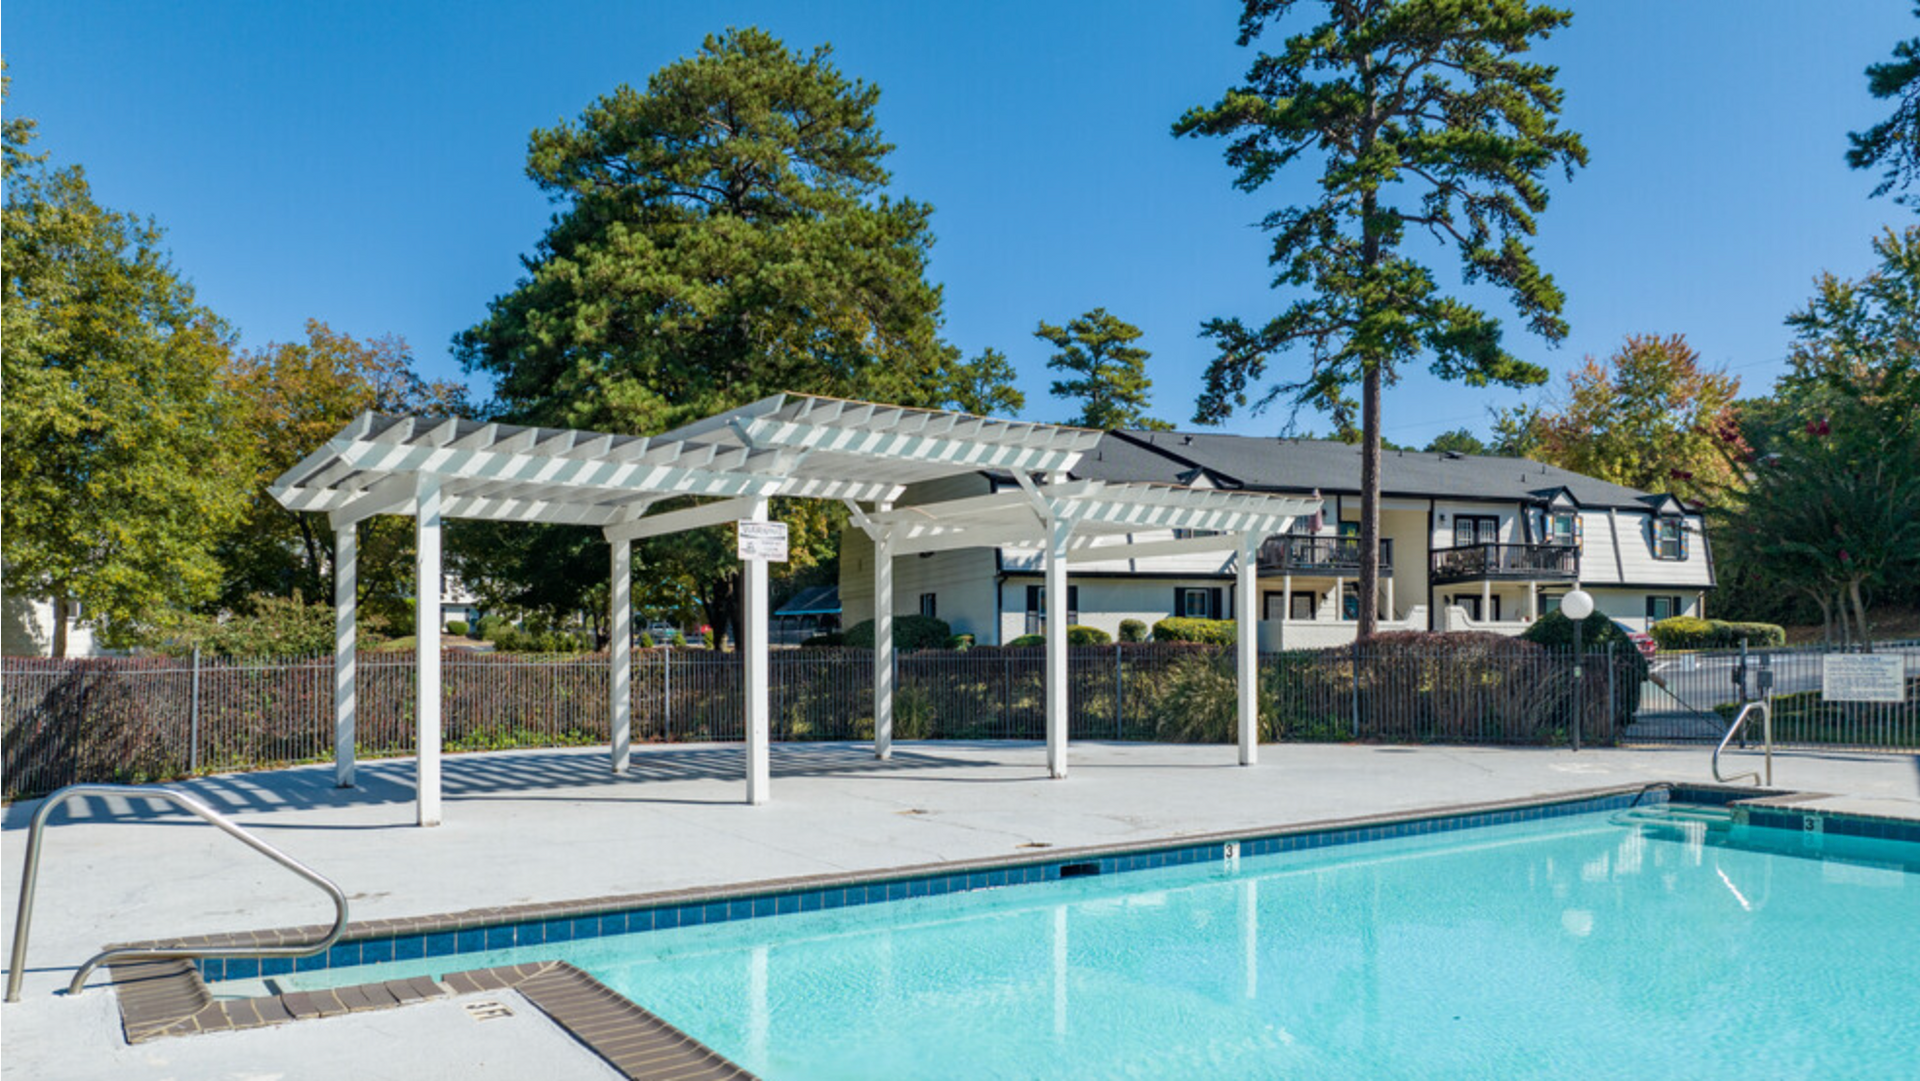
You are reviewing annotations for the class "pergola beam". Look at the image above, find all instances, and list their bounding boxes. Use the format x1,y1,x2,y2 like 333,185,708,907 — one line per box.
603,496,770,543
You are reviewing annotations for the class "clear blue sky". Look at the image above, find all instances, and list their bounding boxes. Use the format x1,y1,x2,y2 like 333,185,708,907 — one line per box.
5,1,1911,444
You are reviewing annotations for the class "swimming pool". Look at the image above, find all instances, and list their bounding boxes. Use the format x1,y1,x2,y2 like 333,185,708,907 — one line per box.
240,800,1920,1080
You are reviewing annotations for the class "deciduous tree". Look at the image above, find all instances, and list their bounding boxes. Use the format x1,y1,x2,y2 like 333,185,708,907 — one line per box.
1496,334,1748,506
1175,0,1586,638
1035,308,1168,430
2,83,255,654
221,321,468,621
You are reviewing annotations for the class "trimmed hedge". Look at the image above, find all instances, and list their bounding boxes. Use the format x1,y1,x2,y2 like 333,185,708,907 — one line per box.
840,615,953,652
1650,616,1786,651
1067,625,1112,645
1008,634,1046,647
1152,617,1237,645
446,620,469,637
1118,619,1148,643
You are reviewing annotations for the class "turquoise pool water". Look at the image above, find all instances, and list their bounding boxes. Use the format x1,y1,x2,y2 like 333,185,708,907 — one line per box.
274,807,1920,1080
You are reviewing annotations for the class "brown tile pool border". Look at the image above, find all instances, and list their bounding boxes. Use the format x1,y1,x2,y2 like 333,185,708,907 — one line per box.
98,781,1903,1078
107,956,755,1080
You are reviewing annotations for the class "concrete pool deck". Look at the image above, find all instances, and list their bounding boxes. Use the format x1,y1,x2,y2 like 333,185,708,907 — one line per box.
4,740,1918,1080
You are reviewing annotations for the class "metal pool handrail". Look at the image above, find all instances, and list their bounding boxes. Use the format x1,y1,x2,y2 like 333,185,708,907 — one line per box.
6,784,349,1002
1712,702,1773,787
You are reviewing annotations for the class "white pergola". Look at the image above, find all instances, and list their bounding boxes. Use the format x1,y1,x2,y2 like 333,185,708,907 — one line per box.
271,395,1320,826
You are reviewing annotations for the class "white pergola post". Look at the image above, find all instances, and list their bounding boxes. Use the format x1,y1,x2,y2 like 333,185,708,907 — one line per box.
873,526,895,760
1045,516,1071,779
1236,532,1259,765
610,536,632,774
415,475,443,827
333,522,357,788
743,499,771,804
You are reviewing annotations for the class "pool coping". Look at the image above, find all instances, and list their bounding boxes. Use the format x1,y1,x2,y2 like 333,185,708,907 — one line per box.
93,780,1917,1079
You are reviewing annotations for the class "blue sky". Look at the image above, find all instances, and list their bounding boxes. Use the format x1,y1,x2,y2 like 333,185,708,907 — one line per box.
5,1,1911,444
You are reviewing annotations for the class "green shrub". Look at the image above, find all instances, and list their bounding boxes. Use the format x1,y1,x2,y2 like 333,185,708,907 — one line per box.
639,632,655,648
841,615,953,651
946,633,976,650
162,592,334,658
445,620,469,637
670,630,687,647
1118,619,1148,644
491,627,591,654
1008,634,1046,647
1650,616,1787,651
701,628,715,648
1152,617,1237,645
801,632,846,648
1067,625,1111,645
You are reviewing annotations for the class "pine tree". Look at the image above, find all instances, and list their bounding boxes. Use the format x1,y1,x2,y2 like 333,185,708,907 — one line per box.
1034,308,1168,429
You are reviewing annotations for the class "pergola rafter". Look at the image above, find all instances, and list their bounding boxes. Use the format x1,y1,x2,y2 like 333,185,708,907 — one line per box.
273,394,1320,826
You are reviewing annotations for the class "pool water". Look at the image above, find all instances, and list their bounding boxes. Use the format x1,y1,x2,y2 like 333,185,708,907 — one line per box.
275,806,1920,1080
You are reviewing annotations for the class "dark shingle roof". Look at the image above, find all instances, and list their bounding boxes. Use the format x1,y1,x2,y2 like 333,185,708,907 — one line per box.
1072,430,1674,510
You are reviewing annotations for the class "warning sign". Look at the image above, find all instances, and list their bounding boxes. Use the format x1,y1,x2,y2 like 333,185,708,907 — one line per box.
1821,654,1906,703
736,520,789,562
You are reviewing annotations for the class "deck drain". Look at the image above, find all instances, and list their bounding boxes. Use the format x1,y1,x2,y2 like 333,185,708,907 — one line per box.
463,999,514,1021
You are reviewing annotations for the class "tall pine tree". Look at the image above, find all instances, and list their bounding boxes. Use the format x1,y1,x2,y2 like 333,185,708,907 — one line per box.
1035,308,1168,429
1175,0,1586,637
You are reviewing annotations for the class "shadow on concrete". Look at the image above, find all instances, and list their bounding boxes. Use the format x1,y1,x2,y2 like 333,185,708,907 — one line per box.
1,743,997,830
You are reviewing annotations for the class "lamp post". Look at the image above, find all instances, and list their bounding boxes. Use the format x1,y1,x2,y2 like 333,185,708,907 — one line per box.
1562,589,1594,752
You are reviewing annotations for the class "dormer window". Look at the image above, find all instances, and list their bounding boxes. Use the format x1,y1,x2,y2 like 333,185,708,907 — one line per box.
1655,519,1683,560
1548,513,1576,546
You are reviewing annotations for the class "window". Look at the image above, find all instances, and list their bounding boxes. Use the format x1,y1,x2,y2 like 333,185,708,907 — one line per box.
1454,515,1499,547
919,593,937,619
1646,595,1682,622
1180,588,1210,619
1291,592,1317,621
1541,593,1563,615
1549,513,1576,546
1342,583,1361,621
1654,519,1683,560
1024,585,1078,634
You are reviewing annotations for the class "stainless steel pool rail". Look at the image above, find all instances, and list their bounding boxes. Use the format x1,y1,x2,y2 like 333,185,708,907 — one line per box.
1712,702,1773,787
6,784,349,1002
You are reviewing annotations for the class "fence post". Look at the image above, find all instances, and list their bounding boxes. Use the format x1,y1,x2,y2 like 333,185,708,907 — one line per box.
1606,640,1616,743
189,648,202,773
1350,640,1361,739
1113,641,1123,740
663,644,673,743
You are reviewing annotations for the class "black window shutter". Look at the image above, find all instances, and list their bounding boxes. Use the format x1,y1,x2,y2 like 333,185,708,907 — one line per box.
1068,586,1079,622
1027,585,1041,614
1173,587,1185,618
1209,587,1224,620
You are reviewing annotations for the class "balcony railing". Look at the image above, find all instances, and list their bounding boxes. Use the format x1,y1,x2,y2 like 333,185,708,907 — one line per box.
1429,543,1579,584
1258,536,1393,576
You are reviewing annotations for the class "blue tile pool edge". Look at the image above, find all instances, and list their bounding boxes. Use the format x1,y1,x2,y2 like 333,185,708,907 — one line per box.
194,783,1671,984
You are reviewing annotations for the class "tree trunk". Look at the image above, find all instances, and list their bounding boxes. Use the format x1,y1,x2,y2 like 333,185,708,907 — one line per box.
1849,578,1872,650
1358,363,1382,640
51,594,69,659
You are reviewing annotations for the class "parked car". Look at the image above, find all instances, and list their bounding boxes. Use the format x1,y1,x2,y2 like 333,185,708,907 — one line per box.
1619,625,1657,658
641,620,679,641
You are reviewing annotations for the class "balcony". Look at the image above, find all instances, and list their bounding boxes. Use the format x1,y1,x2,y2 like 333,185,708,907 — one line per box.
1429,543,1580,585
1258,536,1393,577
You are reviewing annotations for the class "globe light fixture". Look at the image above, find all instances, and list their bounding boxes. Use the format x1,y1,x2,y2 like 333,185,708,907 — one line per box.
1562,588,1594,752
1561,589,1594,621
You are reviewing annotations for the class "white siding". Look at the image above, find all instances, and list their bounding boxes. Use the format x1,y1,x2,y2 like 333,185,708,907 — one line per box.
998,575,1234,644
840,529,1001,642
1608,511,1712,588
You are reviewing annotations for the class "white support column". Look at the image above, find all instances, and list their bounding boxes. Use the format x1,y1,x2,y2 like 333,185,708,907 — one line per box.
1529,581,1539,622
333,523,357,788
1384,576,1395,624
744,499,771,805
1482,578,1492,623
1236,533,1259,766
873,526,895,760
610,536,632,774
415,476,443,827
1044,516,1071,779
1282,574,1292,624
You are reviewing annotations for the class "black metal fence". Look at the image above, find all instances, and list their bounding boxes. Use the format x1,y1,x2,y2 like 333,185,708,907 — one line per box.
5,639,1915,800
1623,640,1920,749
